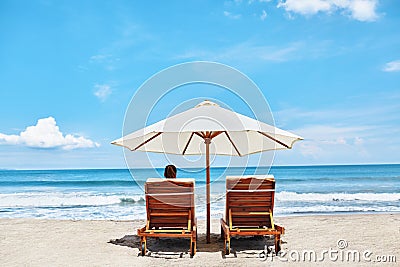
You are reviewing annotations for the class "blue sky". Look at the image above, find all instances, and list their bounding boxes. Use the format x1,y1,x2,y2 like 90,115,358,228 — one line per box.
0,0,399,169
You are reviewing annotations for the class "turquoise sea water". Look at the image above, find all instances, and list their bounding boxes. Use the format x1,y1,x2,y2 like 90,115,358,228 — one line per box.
0,164,399,220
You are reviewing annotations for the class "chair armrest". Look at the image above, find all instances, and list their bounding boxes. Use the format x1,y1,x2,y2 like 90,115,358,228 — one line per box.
192,218,197,238
220,218,230,235
193,224,197,234
137,226,146,235
274,224,285,234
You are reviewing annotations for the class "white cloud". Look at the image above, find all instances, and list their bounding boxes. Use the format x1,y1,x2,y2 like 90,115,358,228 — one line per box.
175,41,302,63
354,137,364,145
273,93,400,163
273,92,400,165
294,124,370,142
347,0,379,21
383,60,400,72
277,0,331,15
224,11,242,19
94,84,112,102
290,124,371,159
260,10,268,20
277,0,379,22
274,98,400,129
89,54,120,71
297,141,323,158
0,117,100,150
89,54,112,62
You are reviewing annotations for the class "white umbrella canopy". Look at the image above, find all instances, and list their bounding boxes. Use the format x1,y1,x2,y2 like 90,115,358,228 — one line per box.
112,100,302,155
111,100,303,242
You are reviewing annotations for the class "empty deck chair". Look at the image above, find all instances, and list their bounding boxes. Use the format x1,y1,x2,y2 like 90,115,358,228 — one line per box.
220,175,284,255
137,178,197,257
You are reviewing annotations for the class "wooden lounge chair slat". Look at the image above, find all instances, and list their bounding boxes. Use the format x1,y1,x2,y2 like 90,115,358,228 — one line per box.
234,211,271,217
150,212,188,217
229,202,272,208
228,191,274,197
230,228,275,231
227,189,275,192
150,217,190,225
145,229,188,233
229,196,273,201
140,233,193,238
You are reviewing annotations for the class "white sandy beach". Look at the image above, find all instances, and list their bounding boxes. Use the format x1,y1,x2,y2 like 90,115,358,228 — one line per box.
0,213,399,266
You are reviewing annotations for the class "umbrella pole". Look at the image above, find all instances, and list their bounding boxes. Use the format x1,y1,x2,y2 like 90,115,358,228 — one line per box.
205,138,211,244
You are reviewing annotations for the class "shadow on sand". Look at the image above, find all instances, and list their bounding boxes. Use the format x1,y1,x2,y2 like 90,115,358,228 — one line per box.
109,233,277,259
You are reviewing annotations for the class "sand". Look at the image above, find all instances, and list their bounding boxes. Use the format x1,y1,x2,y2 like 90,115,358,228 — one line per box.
0,214,399,266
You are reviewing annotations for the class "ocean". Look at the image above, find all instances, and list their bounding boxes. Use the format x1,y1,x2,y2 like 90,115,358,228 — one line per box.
0,164,399,220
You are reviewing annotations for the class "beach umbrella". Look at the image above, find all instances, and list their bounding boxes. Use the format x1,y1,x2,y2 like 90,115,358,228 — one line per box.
111,100,303,243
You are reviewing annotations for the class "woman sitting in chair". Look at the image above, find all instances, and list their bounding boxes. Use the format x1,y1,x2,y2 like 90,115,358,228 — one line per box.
164,164,177,178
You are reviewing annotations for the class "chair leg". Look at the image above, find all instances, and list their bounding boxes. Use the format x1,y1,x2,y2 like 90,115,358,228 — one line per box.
140,237,147,256
274,235,281,253
190,235,196,258
224,236,230,255
190,238,193,257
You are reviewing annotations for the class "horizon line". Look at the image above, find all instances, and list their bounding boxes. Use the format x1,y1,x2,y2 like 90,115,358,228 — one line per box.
3,162,400,171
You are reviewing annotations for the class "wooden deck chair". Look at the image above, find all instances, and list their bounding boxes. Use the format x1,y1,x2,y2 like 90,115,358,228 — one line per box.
220,175,284,255
137,178,197,257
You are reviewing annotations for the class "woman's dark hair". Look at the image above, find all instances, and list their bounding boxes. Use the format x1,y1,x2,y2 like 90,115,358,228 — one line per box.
164,165,177,178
